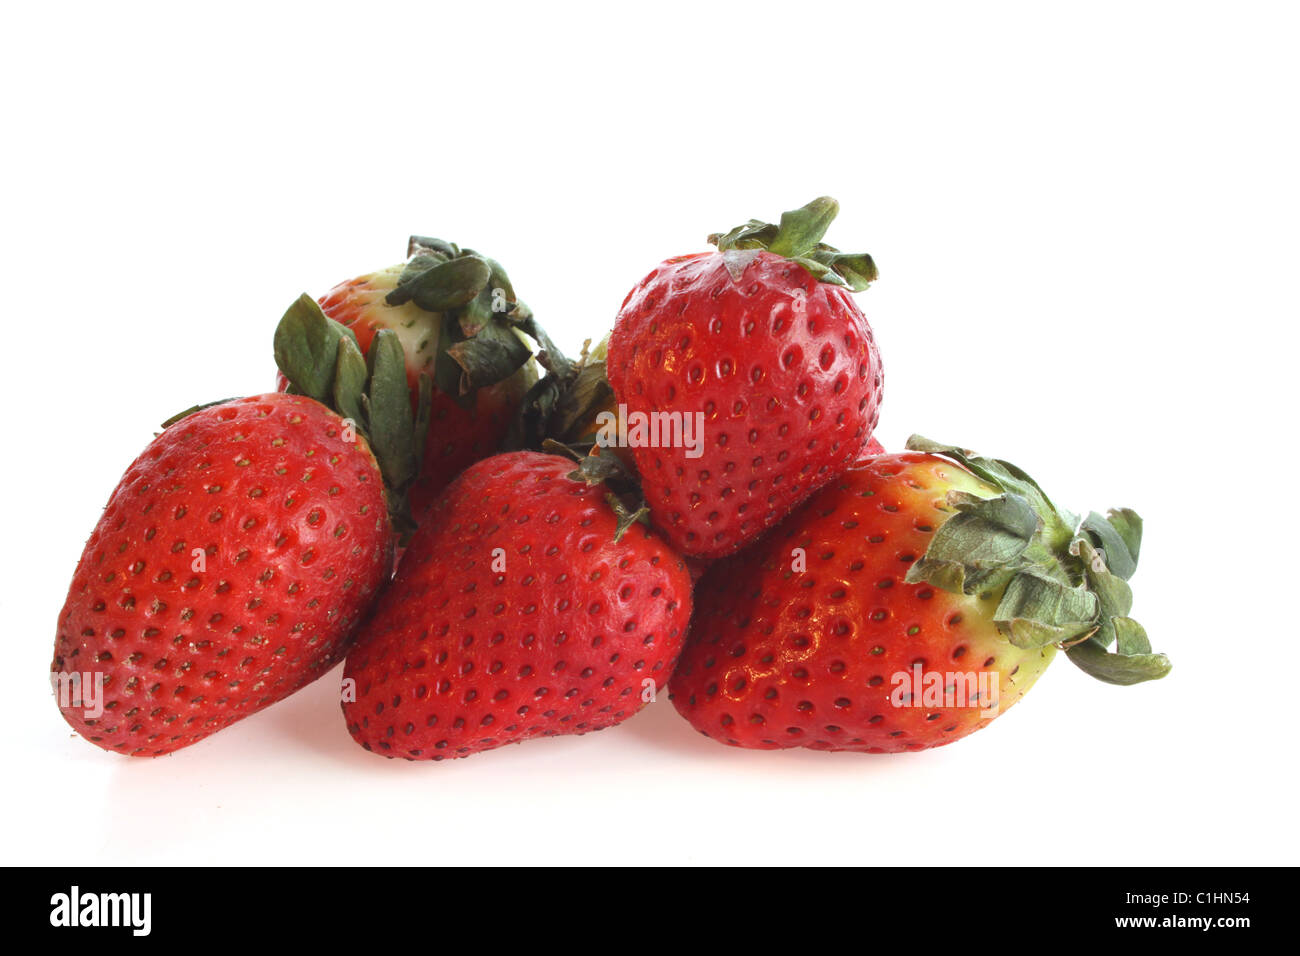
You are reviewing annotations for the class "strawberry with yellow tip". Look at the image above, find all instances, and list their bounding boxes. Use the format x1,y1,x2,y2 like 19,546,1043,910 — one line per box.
670,436,1170,753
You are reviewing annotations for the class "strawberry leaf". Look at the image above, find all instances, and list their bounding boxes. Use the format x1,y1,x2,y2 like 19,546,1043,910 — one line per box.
789,255,843,285
1113,617,1152,656
447,319,532,397
386,255,491,312
365,330,418,492
273,293,359,403
1065,636,1171,685
407,236,459,258
332,334,368,431
905,492,1039,594
994,569,1098,648
767,197,840,259
1080,511,1139,581
483,257,516,307
707,220,779,252
826,252,879,291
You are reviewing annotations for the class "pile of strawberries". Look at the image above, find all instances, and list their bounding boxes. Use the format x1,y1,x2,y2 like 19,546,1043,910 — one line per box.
52,199,1170,760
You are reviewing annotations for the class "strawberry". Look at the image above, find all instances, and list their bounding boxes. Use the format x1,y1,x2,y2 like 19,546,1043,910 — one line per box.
276,236,548,516
54,321,426,756
669,437,1170,753
862,436,887,457
342,450,693,761
605,198,883,560
52,394,393,756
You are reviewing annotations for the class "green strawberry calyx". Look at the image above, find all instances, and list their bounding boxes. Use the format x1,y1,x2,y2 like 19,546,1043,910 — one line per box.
392,235,591,454
387,236,554,408
902,435,1171,686
708,196,879,291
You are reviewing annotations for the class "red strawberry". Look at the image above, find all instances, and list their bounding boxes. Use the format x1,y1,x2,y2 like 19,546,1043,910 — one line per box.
669,437,1169,753
862,436,887,457
52,393,393,756
606,198,883,560
54,315,428,756
342,450,693,761
276,237,545,516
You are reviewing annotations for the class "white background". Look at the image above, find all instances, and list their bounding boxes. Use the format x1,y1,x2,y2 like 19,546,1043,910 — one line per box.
3,1,1296,866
